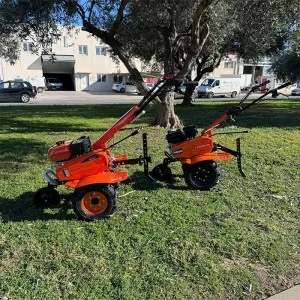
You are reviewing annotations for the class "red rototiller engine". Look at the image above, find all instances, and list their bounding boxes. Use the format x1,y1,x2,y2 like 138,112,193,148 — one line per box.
34,78,291,221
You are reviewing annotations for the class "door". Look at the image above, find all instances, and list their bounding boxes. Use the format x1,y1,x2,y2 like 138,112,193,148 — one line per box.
213,80,221,95
10,81,25,100
80,74,89,90
125,82,137,93
0,81,12,101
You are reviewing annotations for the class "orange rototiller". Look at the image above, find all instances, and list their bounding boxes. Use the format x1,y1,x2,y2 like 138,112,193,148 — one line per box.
34,77,291,221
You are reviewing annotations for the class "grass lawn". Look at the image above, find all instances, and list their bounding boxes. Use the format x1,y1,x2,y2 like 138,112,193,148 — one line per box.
0,99,299,299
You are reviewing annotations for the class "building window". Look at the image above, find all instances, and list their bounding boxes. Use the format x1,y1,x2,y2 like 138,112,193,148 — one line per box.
97,74,107,82
113,74,122,83
243,66,252,74
96,47,107,56
224,61,234,68
23,42,34,52
0,82,9,89
63,36,73,47
79,45,88,55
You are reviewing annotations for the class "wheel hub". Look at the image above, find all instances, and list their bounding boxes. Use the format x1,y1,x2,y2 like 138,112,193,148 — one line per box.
81,191,108,215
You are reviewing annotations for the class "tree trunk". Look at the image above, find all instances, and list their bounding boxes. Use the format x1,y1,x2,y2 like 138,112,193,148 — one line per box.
181,84,196,106
82,18,183,129
153,91,183,129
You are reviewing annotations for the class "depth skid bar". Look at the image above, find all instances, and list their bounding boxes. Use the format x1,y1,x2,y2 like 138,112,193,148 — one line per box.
112,133,154,180
236,138,246,177
215,138,246,177
142,133,155,180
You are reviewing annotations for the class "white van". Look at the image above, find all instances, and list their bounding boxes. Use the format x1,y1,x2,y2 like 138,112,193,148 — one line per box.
28,76,47,93
197,77,241,98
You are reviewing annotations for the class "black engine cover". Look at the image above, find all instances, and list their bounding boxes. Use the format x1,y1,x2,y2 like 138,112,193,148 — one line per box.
166,125,198,144
71,136,92,156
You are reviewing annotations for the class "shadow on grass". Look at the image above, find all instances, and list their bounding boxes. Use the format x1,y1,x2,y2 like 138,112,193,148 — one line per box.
0,138,49,174
1,101,299,136
0,192,76,222
130,171,189,191
0,138,47,159
176,100,300,129
0,105,133,135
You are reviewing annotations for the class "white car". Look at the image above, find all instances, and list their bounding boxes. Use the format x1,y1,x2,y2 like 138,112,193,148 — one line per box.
112,82,137,93
138,83,155,95
291,87,300,96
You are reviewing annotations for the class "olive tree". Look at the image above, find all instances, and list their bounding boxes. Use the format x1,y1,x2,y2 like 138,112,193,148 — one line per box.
269,23,300,82
0,0,300,125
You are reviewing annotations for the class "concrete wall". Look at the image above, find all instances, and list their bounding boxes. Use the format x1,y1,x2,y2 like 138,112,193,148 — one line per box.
0,27,141,91
1,51,43,81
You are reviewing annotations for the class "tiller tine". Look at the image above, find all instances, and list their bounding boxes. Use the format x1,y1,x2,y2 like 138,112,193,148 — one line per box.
236,138,246,178
215,138,246,177
142,133,155,181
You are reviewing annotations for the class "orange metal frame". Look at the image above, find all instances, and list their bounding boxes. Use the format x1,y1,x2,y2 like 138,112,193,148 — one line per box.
46,78,291,190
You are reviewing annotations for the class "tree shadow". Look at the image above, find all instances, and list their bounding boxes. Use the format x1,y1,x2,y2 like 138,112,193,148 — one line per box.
0,105,138,135
0,138,49,173
129,171,189,191
176,100,300,129
0,191,76,222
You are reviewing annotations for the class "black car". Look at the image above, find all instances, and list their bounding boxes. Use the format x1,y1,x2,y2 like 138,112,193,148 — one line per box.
0,80,37,103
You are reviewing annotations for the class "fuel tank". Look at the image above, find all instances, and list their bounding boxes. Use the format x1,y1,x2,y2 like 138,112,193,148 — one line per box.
48,136,92,163
55,150,110,181
171,136,214,159
48,141,73,162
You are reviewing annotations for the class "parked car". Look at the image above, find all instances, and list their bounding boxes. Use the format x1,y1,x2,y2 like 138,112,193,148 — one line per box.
175,83,198,98
112,82,137,93
0,80,37,103
46,78,63,90
29,76,47,93
137,83,155,95
291,85,300,96
175,83,186,94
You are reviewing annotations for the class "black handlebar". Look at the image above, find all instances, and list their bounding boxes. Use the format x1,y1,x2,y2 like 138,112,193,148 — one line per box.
165,79,184,86
183,81,199,86
275,81,292,90
240,81,292,112
258,80,270,88
250,80,270,91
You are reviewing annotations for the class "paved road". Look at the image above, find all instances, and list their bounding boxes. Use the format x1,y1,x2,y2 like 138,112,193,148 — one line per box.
0,90,297,106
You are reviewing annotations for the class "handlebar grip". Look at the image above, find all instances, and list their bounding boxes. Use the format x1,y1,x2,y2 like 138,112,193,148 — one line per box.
183,81,199,86
258,80,270,87
131,129,140,136
275,81,292,90
164,79,183,86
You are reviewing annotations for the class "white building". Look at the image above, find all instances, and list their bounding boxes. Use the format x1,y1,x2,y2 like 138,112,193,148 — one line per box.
0,26,275,91
0,27,146,92
207,54,275,88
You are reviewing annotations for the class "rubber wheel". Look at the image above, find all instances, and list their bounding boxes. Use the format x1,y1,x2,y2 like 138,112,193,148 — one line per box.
33,186,60,208
150,164,174,184
120,87,125,93
182,161,220,190
37,87,44,93
207,92,214,99
72,184,116,221
231,91,237,98
20,93,30,103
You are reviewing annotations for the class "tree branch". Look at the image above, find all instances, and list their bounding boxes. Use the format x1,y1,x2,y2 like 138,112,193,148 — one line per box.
190,0,216,46
173,32,191,47
175,0,217,78
109,0,129,37
177,23,210,78
87,0,96,22
194,54,223,81
73,2,86,19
